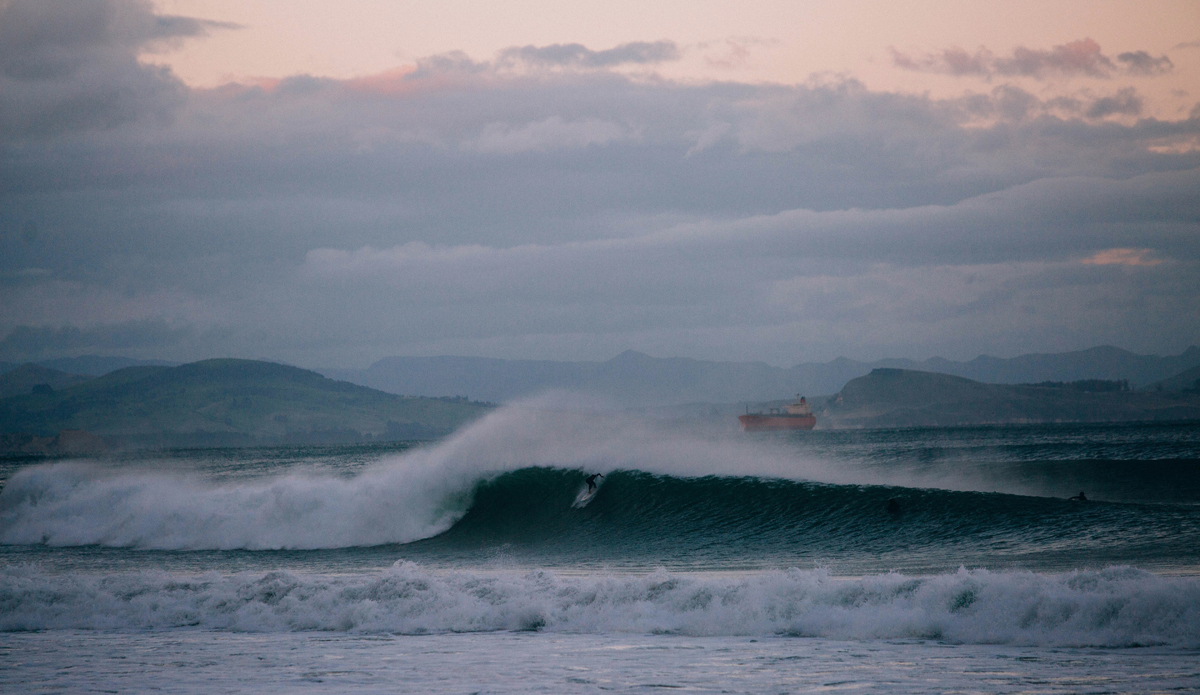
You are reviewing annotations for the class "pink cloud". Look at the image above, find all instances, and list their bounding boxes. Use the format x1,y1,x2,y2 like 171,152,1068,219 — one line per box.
345,66,425,95
997,38,1112,77
1081,248,1163,266
892,38,1172,80
889,46,992,76
703,39,755,69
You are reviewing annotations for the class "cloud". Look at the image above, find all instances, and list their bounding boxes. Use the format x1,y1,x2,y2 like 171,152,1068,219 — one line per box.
1085,87,1142,119
274,167,1189,361
466,116,631,154
1,13,1199,365
1116,51,1173,76
497,41,680,69
403,50,490,81
350,41,679,93
952,83,1151,123
891,38,1172,80
1081,248,1163,266
301,169,1200,287
889,45,992,76
986,84,1041,121
996,38,1113,78
701,38,764,70
287,168,1200,363
0,0,235,141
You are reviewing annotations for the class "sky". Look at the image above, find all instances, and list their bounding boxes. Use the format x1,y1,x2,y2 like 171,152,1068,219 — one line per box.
1,0,1198,369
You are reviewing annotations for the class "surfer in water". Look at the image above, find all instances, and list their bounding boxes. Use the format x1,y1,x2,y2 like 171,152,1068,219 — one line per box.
585,473,604,494
1068,491,1088,501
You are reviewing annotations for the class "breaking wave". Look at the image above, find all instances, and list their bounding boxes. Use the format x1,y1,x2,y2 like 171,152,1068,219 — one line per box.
3,403,1199,569
2,562,1197,647
0,403,837,550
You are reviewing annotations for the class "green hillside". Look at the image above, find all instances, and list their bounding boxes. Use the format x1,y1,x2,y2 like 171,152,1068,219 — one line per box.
0,358,494,448
0,364,92,399
822,368,1200,427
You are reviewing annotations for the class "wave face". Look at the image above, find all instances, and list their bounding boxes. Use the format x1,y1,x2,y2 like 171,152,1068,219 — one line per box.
5,462,1197,572
1,406,1198,574
400,467,1200,572
2,561,1197,647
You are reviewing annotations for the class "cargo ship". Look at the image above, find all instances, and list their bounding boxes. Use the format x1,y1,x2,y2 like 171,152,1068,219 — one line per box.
738,395,816,431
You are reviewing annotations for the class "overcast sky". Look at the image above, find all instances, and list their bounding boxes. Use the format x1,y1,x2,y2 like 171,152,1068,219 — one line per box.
1,0,1198,368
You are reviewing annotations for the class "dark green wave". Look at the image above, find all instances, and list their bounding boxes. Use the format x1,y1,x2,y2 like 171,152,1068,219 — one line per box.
399,467,1200,573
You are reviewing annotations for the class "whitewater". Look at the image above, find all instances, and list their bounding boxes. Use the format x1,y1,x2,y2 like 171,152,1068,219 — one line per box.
3,404,1200,692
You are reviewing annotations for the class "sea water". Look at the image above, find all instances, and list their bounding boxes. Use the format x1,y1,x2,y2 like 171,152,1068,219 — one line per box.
2,407,1199,693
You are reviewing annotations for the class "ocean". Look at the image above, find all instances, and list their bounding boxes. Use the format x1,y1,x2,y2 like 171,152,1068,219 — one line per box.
2,405,1199,693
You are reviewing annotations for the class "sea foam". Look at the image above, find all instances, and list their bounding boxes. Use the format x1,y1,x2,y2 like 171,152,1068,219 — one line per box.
1,563,1196,647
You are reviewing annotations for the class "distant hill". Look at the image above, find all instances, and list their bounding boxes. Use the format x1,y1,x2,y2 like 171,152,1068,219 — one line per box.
1148,365,1200,393
321,346,1200,407
0,359,493,452
6,346,1198,411
819,368,1200,428
909,345,1200,385
0,364,92,399
0,355,177,377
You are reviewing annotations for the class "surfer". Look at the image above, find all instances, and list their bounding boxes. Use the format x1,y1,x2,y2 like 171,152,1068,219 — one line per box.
585,473,604,494
1068,491,1088,501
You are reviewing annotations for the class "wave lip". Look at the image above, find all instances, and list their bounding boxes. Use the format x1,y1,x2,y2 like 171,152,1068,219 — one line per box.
2,563,1197,647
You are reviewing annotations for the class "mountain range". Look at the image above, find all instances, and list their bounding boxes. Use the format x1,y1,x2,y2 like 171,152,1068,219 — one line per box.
3,352,1198,455
0,359,492,453
320,345,1200,407
4,345,1199,411
818,368,1200,428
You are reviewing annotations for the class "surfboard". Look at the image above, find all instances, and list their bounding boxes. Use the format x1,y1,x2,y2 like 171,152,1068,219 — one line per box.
572,486,598,508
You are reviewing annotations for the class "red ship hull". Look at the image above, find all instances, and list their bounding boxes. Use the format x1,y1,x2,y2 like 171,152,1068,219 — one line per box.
738,414,816,431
